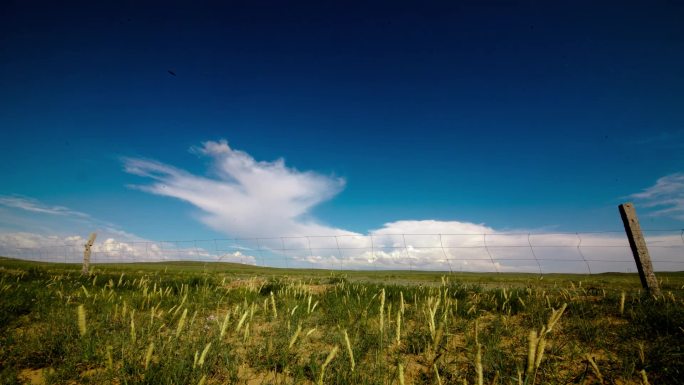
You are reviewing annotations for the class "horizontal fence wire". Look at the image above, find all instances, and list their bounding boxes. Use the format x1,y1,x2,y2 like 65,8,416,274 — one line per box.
1,230,683,274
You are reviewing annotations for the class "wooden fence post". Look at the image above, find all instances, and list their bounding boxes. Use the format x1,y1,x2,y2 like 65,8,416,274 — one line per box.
618,203,660,296
82,233,97,275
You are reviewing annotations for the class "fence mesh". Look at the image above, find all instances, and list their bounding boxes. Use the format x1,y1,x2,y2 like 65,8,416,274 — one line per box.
1,230,683,274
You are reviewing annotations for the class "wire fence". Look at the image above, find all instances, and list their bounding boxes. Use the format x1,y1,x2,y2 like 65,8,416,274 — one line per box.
2,229,683,274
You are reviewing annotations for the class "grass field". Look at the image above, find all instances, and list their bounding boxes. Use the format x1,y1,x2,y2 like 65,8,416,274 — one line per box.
1,257,683,384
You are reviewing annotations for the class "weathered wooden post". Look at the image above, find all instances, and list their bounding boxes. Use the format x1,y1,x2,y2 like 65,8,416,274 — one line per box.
618,203,661,296
82,233,97,275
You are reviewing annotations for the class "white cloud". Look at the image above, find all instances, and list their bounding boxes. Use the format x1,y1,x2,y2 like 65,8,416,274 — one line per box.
283,229,683,273
124,140,350,238
0,196,90,218
0,232,258,265
630,173,684,220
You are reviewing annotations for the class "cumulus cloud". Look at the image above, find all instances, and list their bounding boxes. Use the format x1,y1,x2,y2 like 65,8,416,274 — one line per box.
0,232,258,265
631,173,684,220
281,229,683,273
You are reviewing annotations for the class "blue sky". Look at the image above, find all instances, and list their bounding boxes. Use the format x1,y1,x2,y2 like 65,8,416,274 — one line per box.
1,0,683,250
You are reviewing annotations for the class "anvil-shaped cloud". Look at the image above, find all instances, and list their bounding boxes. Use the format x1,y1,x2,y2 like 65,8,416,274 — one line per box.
124,140,354,238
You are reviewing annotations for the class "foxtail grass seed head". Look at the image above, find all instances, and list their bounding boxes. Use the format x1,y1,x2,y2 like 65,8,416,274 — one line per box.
236,309,249,332
220,311,230,338
526,330,538,376
243,321,250,342
189,310,198,328
474,319,479,344
130,315,136,343
640,369,650,385
400,291,405,314
318,346,339,385
323,345,340,367
77,305,87,337
620,291,626,315
343,329,355,371
289,324,302,349
270,292,278,319
395,306,402,345
175,308,187,338
475,343,483,385
174,294,187,316
534,335,547,370
198,342,211,367
106,345,113,370
398,363,406,385
379,288,385,335
546,303,567,333
144,342,154,370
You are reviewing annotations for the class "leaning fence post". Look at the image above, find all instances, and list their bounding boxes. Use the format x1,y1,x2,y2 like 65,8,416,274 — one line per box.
82,233,97,275
618,203,660,296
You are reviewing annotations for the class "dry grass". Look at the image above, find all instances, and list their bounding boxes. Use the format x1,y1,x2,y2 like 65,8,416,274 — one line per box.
0,260,683,384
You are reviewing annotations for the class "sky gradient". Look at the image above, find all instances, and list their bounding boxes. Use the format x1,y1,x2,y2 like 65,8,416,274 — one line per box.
1,1,683,270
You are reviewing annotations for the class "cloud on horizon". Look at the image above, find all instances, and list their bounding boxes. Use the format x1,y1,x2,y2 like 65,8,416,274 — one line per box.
0,231,257,265
1,142,682,273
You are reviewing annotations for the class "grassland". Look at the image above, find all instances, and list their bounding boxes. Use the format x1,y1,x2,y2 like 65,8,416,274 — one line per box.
1,257,683,385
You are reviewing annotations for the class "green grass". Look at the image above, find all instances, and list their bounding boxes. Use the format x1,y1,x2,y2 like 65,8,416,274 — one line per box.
1,257,683,384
